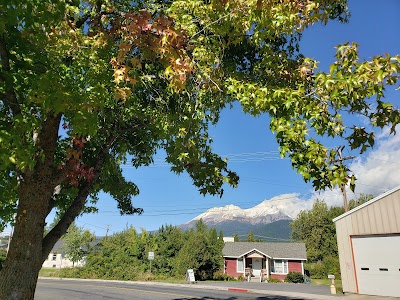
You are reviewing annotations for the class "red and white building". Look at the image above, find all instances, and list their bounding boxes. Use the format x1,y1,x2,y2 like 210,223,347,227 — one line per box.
223,242,307,281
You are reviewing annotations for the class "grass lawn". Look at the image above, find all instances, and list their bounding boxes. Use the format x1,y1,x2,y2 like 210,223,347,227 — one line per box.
39,268,62,277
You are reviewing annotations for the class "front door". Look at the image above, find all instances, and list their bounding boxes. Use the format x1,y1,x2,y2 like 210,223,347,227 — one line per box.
252,258,262,276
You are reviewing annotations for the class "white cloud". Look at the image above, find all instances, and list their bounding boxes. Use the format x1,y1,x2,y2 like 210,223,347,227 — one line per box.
184,126,400,221
283,126,400,216
348,126,400,196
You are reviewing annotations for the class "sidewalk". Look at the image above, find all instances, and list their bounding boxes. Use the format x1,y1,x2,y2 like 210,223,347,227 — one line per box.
195,281,399,300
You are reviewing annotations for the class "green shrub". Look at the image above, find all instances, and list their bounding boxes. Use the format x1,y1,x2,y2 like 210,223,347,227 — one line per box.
268,277,283,283
285,272,304,283
304,261,325,279
213,270,235,281
304,256,341,280
322,256,341,279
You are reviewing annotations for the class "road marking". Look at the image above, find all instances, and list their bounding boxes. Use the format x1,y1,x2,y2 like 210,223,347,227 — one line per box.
228,288,249,293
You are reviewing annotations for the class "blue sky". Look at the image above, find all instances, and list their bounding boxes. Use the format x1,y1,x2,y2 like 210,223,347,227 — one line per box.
72,0,400,236
3,0,396,238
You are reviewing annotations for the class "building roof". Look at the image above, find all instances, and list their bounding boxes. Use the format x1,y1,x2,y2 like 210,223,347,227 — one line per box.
332,185,400,223
50,237,102,254
222,242,307,260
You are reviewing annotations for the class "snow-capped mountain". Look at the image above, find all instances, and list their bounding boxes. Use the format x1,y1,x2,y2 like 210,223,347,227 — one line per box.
188,193,308,226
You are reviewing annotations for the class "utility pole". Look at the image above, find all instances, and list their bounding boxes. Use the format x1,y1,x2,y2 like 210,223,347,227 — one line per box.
336,146,354,212
340,184,349,212
105,224,111,238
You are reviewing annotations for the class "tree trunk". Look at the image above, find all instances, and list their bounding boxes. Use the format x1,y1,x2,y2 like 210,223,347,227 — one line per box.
0,181,51,300
0,114,62,300
0,112,108,299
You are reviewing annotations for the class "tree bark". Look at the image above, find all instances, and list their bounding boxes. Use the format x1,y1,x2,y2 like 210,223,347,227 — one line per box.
0,122,111,299
0,180,52,300
0,114,61,300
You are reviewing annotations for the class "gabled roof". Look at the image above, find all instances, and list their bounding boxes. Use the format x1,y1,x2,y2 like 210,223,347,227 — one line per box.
242,249,271,259
50,237,103,254
222,242,307,260
333,185,400,223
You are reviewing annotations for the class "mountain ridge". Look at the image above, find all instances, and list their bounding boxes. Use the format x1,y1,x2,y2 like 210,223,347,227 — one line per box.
180,194,304,241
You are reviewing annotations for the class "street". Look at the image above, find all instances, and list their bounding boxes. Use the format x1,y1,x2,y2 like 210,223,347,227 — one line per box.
35,279,316,300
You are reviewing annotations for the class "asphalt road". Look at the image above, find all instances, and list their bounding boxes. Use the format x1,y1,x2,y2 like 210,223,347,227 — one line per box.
35,279,316,300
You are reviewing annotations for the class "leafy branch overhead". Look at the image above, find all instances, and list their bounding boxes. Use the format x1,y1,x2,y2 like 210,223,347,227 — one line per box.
0,1,399,298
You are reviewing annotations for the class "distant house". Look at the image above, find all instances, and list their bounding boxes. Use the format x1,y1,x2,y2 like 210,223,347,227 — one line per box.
333,186,400,297
0,242,8,251
222,242,306,281
42,238,100,269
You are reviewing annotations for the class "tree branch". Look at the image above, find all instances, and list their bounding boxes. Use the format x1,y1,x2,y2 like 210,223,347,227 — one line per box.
32,112,62,179
41,149,107,260
0,36,21,115
41,132,117,259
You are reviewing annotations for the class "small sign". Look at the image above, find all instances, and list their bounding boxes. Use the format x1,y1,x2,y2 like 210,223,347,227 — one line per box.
186,269,196,283
148,251,154,260
328,274,335,279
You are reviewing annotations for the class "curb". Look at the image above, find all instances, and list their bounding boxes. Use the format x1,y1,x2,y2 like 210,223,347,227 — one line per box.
227,288,249,293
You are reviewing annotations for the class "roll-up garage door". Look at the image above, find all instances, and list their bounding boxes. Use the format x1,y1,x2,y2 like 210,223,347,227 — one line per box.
352,235,400,297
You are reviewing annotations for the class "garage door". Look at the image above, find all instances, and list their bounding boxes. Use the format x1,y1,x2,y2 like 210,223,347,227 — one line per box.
352,235,400,297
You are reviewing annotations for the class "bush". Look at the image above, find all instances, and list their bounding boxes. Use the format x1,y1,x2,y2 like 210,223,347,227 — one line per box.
268,277,283,283
213,270,235,281
304,256,341,280
304,261,325,279
285,272,304,283
322,256,341,279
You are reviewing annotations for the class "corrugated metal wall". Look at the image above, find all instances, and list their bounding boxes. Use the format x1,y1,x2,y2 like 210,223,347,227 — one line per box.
335,188,400,293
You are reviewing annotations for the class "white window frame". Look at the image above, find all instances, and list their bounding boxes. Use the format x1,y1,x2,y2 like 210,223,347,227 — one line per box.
52,253,57,261
271,259,288,274
237,258,244,272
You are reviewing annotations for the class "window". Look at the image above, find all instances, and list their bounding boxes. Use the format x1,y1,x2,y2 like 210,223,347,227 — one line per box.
237,258,244,272
52,254,57,261
271,260,288,274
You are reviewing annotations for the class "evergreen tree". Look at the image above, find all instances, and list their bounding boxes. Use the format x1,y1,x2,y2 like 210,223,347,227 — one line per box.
247,231,255,242
233,233,240,242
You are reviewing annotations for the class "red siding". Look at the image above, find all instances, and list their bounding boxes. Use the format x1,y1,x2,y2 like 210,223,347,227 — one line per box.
288,260,303,274
225,258,242,277
270,260,303,281
270,274,286,281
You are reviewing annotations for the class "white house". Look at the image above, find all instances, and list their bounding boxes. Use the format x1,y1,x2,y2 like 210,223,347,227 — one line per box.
42,239,99,268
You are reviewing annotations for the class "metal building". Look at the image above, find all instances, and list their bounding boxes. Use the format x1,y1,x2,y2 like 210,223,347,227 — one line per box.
333,186,400,297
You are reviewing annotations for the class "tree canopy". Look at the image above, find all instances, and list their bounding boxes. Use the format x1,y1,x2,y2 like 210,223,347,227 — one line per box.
0,0,399,299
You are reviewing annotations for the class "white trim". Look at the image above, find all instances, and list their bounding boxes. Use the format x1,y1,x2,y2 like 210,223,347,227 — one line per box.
237,257,244,273
224,256,306,260
273,257,307,260
270,259,288,274
301,261,304,275
333,185,400,222
239,248,271,259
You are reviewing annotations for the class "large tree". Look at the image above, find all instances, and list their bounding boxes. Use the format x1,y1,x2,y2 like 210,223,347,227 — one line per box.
0,0,399,299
